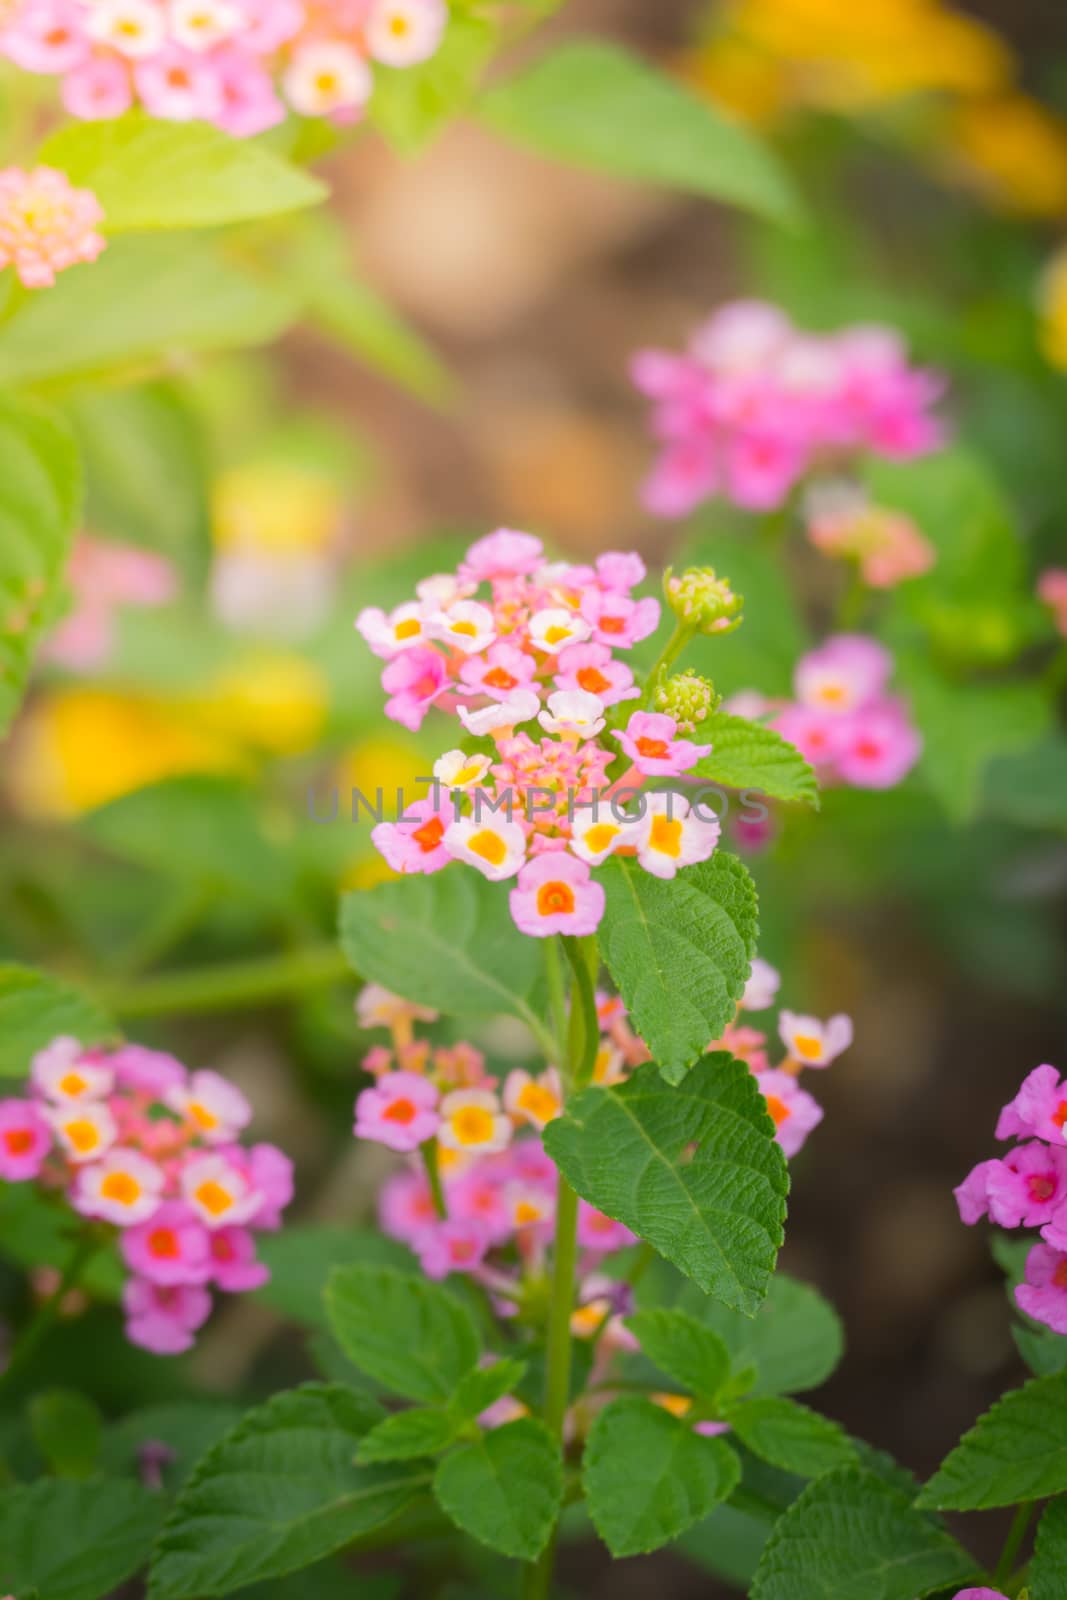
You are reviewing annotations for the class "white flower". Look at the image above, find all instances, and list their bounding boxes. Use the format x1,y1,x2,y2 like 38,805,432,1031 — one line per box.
356,984,439,1031
629,793,720,881
428,599,496,656
538,689,605,738
365,0,447,68
778,1010,853,1069
75,1151,164,1226
284,41,373,116
355,602,428,658
433,749,493,790
31,1037,113,1105
568,806,633,866
182,1153,262,1229
169,0,242,52
166,1070,252,1145
457,690,540,737
741,958,781,1013
86,0,167,57
503,1068,562,1129
528,608,591,653
48,1102,118,1164
438,1089,511,1154
444,814,527,881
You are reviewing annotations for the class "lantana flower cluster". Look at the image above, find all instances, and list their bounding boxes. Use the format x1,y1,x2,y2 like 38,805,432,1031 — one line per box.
45,534,177,670
956,1062,1067,1335
713,957,853,1156
0,1036,292,1354
730,635,922,790
632,300,945,517
0,0,447,135
0,164,105,288
804,481,936,589
356,530,726,939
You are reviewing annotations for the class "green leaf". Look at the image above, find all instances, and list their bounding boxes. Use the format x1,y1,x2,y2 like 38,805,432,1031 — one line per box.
638,1268,845,1396
624,1308,732,1401
339,868,545,1035
0,394,81,734
723,1397,856,1479
28,1389,102,1478
371,12,498,154
451,1358,528,1421
357,1408,460,1464
81,777,295,908
693,713,819,807
1031,1497,1067,1600
750,1467,979,1600
544,1054,788,1313
148,1386,427,1600
432,1417,563,1561
38,113,325,232
0,236,297,390
582,1396,740,1557
0,1478,163,1600
917,1369,1067,1510
0,963,115,1078
983,738,1067,833
325,1265,481,1403
256,1227,413,1331
101,1403,242,1490
480,39,800,224
678,1502,772,1586
597,852,759,1084
65,382,211,584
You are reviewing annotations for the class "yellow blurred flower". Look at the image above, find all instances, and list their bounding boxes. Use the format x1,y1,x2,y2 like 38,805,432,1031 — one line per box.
334,734,430,890
212,462,343,558
178,652,328,756
938,95,1067,218
1038,246,1067,371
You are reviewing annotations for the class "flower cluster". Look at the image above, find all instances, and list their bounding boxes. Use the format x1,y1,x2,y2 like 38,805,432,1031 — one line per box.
356,531,725,938
804,481,936,589
0,0,447,135
956,1063,1067,1336
0,1036,292,1354
713,957,852,1157
45,535,177,671
352,987,642,1319
632,301,945,517
0,165,105,288
729,635,922,791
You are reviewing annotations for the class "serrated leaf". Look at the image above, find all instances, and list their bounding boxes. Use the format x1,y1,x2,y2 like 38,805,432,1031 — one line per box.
750,1467,979,1600
723,1396,856,1479
148,1386,427,1600
638,1268,845,1396
38,112,324,232
1031,1496,1067,1600
544,1054,788,1313
0,1478,163,1600
597,852,759,1084
325,1265,481,1403
625,1308,732,1401
339,868,544,1032
0,394,81,734
582,1396,740,1558
28,1389,102,1478
451,1358,528,1421
917,1369,1067,1510
357,1408,460,1464
693,712,819,807
432,1417,562,1560
0,963,115,1078
480,39,800,224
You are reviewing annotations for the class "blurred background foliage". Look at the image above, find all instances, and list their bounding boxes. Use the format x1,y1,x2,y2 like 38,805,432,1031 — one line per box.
1,0,1066,1593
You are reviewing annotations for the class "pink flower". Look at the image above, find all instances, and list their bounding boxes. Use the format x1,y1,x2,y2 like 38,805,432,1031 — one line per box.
414,1218,491,1279
0,1099,52,1181
577,1203,637,1255
741,958,780,1012
3,0,88,72
120,1201,212,1287
1038,568,1067,637
181,1152,262,1229
354,1071,439,1154
109,1044,187,1097
460,529,543,581
372,796,453,874
772,704,849,770
554,642,639,707
62,55,134,119
509,853,605,938
73,1149,165,1226
207,1226,270,1292
757,1069,824,1157
954,1160,1001,1225
31,1037,113,1104
950,1591,1010,1600
135,44,224,121
794,636,892,713
778,1011,853,1069
579,589,660,648
833,703,922,789
356,602,429,659
614,710,711,776
123,1277,212,1355
381,646,447,731
379,1169,438,1241
997,1063,1067,1145
641,437,718,519
458,641,537,701
724,428,807,511
167,1070,252,1144
985,1143,1067,1229
1015,1243,1067,1336
0,165,106,288
447,1169,513,1245
713,1023,770,1074
245,1143,293,1229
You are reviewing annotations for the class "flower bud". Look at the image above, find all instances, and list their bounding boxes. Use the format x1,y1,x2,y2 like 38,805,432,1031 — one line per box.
652,672,720,734
664,566,744,635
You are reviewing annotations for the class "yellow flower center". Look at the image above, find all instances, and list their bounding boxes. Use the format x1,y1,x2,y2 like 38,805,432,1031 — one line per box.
467,829,508,866
649,815,683,857
450,1106,496,1146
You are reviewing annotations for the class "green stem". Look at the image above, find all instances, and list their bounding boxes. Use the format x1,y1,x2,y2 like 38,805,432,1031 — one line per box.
422,1142,448,1221
0,1235,97,1394
100,944,352,1019
561,936,599,1088
641,621,695,706
543,938,569,1074
994,1503,1036,1591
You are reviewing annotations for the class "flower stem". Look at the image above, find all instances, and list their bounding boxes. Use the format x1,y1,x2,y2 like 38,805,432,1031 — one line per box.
101,944,352,1020
422,1141,448,1221
641,621,694,706
994,1502,1035,1591
0,1234,98,1394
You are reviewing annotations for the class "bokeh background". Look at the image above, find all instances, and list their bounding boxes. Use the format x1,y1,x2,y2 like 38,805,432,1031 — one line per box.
3,0,1067,1593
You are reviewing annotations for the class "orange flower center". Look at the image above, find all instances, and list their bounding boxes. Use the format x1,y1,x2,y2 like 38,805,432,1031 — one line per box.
636,736,671,760
467,829,507,866
195,1180,234,1218
383,1097,417,1125
536,881,575,916
649,815,683,857
517,1083,559,1122
412,816,445,853
59,1071,89,1097
577,666,611,695
1030,1174,1056,1202
483,666,517,692
793,1035,823,1062
764,1095,790,1127
451,1106,496,1146
1054,1101,1067,1129
1055,1260,1067,1290
3,1129,34,1156
148,1228,180,1259
599,616,626,635
100,1172,141,1206
583,823,619,854
66,1119,100,1154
